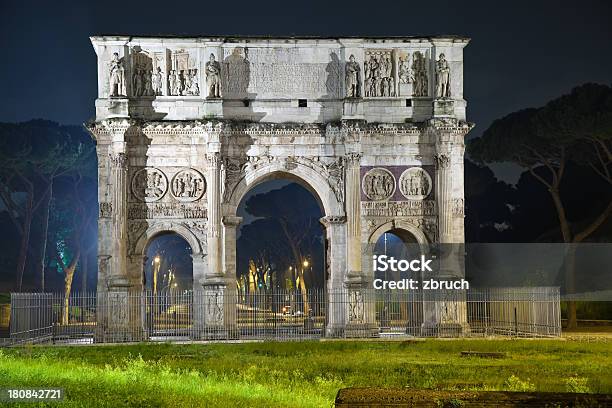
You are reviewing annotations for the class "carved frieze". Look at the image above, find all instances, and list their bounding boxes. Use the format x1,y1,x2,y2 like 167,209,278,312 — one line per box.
323,157,345,205
168,50,199,96
128,202,207,219
131,167,168,202
364,50,395,97
243,155,345,205
362,200,436,217
205,290,224,324
452,198,464,217
184,220,207,237
348,290,365,323
399,168,432,200
127,221,148,254
98,255,111,279
221,157,246,202
183,220,207,247
222,47,341,99
398,54,413,84
362,168,395,201
130,50,156,97
412,51,428,97
222,47,249,98
171,169,206,202
99,202,112,218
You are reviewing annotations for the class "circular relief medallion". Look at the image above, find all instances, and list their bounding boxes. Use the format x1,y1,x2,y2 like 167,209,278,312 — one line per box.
171,168,206,202
131,167,167,202
399,167,432,200
362,167,396,201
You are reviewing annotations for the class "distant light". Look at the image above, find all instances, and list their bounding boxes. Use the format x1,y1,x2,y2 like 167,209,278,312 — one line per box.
154,256,160,263
303,260,309,267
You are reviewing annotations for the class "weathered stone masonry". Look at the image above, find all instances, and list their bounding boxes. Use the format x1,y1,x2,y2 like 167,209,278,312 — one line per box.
88,36,473,339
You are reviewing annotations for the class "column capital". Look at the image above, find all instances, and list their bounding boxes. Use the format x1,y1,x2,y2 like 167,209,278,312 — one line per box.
346,152,362,166
320,215,347,227
206,152,221,167
433,153,451,170
222,215,243,227
109,152,128,168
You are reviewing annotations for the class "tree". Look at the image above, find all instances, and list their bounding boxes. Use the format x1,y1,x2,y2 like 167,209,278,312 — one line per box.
238,218,293,291
468,83,612,328
47,138,96,323
464,159,516,242
0,120,90,291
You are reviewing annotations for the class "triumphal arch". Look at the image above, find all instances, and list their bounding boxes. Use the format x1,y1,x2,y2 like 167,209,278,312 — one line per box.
88,35,472,340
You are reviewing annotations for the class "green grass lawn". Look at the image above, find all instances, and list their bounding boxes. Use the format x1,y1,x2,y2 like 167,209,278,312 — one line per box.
0,339,610,407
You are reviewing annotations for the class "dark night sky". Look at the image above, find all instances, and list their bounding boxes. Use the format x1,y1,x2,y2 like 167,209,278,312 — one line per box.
1,0,611,183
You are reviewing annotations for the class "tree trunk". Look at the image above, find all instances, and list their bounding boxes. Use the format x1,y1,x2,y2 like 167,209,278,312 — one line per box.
16,190,34,291
278,219,310,314
62,252,80,325
548,188,578,328
81,251,88,293
564,245,578,329
37,184,52,291
297,266,310,314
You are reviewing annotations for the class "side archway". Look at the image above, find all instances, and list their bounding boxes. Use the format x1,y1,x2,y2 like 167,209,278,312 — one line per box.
134,221,205,256
368,220,429,246
133,221,207,289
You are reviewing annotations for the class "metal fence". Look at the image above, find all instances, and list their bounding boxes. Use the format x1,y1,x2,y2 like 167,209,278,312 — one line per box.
6,287,561,345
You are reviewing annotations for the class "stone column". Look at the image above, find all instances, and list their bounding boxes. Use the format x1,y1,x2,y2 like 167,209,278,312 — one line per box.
345,153,362,280
222,215,242,337
421,121,469,335
196,151,227,339
434,147,453,246
320,216,347,337
108,151,129,288
206,152,222,279
98,124,144,342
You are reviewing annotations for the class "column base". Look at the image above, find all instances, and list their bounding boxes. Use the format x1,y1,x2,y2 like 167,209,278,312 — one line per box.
420,322,471,337
343,323,380,338
433,98,455,117
95,288,146,343
342,99,365,120
203,99,223,118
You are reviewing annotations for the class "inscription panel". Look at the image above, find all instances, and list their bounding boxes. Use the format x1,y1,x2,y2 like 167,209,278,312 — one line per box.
361,200,436,217
222,48,341,99
128,203,207,219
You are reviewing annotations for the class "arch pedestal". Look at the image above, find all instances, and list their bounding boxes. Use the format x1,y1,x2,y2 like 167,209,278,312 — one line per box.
89,120,471,340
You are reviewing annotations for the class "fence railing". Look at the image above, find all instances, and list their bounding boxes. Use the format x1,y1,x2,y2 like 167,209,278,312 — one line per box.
6,287,561,345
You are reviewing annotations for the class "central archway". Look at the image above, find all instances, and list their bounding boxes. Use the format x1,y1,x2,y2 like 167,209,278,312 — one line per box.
223,161,347,289
237,179,325,321
221,162,347,338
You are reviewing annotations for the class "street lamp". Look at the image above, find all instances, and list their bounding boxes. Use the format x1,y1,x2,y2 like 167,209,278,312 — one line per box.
153,255,161,293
